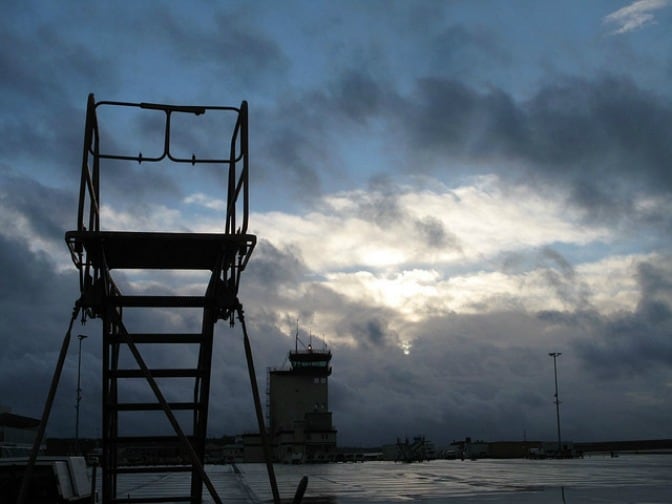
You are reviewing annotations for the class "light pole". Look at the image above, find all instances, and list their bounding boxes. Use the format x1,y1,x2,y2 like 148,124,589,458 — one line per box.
548,352,562,456
75,334,88,450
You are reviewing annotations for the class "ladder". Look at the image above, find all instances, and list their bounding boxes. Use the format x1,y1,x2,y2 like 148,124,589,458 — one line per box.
65,95,257,503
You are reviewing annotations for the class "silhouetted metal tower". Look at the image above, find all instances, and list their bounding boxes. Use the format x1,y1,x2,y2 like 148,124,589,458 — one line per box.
64,95,269,503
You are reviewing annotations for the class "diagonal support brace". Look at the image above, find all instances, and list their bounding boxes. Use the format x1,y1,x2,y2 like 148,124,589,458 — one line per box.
112,313,224,504
237,302,283,504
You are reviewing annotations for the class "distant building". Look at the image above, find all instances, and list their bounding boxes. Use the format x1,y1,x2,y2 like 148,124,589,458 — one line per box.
385,436,434,462
0,407,40,446
451,437,490,460
268,339,337,463
205,436,244,464
449,438,578,459
242,433,265,463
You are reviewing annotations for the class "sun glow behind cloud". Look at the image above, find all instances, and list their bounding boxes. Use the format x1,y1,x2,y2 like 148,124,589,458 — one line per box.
242,175,644,329
254,175,612,273
53,173,641,324
7,168,645,329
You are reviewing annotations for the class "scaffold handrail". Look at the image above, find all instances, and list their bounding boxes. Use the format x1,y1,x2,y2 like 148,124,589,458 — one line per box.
75,93,250,236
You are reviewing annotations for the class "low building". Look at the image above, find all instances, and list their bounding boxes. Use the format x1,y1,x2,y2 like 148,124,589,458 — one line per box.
0,408,40,446
450,438,577,459
206,436,244,464
489,441,542,459
242,433,265,463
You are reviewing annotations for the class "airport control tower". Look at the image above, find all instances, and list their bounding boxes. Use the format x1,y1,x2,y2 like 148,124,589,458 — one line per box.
269,337,337,463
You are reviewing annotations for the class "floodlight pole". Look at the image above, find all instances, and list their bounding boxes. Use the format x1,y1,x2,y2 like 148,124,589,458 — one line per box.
75,334,87,450
549,352,562,456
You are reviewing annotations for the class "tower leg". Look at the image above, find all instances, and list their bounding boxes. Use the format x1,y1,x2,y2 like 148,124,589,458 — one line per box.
17,303,81,504
190,307,215,501
238,305,281,504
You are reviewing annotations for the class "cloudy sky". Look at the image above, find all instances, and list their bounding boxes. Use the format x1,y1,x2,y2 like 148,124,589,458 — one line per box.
1,0,671,448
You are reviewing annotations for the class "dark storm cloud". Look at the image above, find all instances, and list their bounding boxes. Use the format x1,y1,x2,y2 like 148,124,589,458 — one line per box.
141,6,289,92
0,93,83,181
327,70,393,122
245,239,309,295
540,247,575,278
524,77,671,187
243,175,461,276
244,240,405,350
253,70,394,202
536,247,593,309
328,305,672,445
348,317,389,347
0,234,50,305
341,178,461,252
0,231,81,429
259,124,323,198
429,24,512,75
0,2,277,204
564,259,672,378
251,82,363,201
0,19,97,104
401,79,522,159
358,183,405,227
568,178,632,224
0,9,118,177
260,45,672,223
415,215,457,250
329,312,560,444
1,172,73,242
395,75,672,222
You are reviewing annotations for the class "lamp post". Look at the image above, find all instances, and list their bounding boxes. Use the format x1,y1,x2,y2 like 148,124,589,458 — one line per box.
75,334,88,450
548,352,562,456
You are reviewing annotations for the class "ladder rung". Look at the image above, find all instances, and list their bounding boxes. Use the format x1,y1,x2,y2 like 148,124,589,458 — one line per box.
111,497,192,503
112,402,200,411
113,465,195,474
124,333,205,344
113,435,195,444
111,295,208,307
110,368,202,378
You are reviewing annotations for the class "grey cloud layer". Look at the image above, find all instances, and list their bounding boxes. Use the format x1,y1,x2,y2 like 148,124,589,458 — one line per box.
1,1,671,445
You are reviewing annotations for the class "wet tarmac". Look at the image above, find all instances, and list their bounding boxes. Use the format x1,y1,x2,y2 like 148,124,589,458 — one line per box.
100,454,672,503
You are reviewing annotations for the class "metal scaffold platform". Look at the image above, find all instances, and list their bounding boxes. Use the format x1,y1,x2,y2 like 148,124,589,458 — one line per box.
66,95,258,503
17,94,297,504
